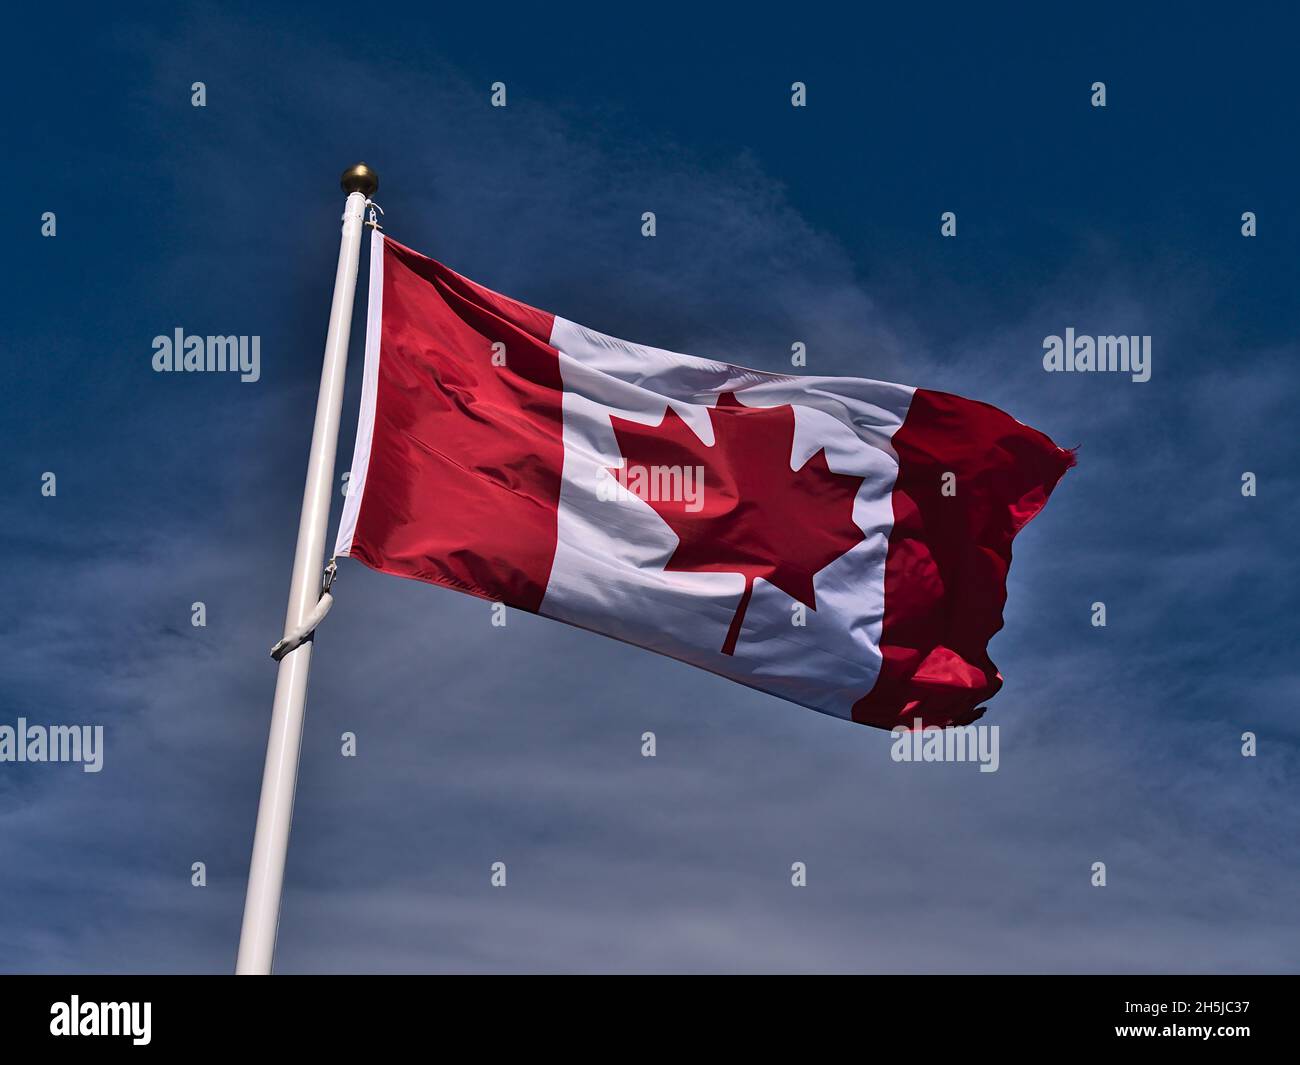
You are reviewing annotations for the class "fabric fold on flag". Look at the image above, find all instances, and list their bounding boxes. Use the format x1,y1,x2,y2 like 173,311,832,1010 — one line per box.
337,232,1074,731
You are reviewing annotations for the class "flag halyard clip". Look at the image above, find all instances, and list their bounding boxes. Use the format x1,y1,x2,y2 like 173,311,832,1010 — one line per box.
269,559,338,661
364,200,384,230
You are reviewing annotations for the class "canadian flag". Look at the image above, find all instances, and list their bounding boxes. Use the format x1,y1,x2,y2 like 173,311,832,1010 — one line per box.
336,232,1074,730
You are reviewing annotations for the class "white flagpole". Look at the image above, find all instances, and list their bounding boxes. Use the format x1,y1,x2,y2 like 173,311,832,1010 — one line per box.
236,164,379,975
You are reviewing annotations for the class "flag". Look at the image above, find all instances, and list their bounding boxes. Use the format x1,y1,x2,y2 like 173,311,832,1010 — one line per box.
336,232,1074,730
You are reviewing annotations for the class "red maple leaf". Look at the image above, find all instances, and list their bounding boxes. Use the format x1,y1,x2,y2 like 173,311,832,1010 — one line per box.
607,392,866,656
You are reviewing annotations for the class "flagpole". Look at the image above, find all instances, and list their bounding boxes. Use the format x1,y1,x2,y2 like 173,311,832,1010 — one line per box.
236,163,379,975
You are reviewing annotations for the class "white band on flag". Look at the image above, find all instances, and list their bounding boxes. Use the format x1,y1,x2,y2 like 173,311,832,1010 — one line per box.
334,227,385,558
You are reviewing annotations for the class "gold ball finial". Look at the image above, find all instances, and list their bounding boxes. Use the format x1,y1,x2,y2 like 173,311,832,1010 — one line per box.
340,163,379,198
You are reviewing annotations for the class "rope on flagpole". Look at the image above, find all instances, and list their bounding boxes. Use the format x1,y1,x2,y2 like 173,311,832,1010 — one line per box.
269,560,337,661
270,199,379,662
266,196,378,664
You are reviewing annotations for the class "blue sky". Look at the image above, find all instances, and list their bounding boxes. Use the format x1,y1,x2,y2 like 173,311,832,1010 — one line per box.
2,3,1297,972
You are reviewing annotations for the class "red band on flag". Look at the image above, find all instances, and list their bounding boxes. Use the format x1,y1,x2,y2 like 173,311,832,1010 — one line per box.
852,388,1076,731
349,238,565,611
